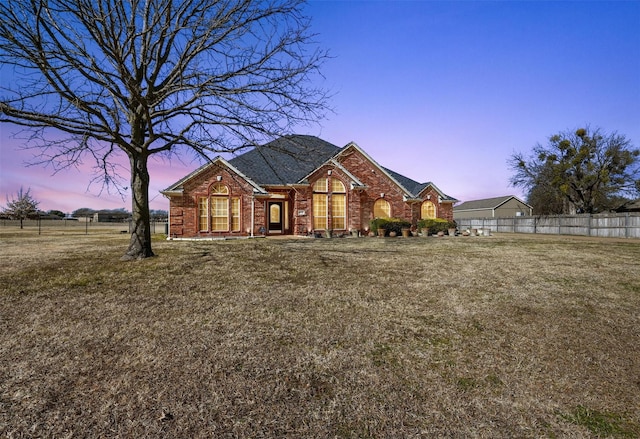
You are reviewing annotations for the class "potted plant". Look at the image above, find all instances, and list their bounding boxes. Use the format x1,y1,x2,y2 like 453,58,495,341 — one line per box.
387,218,411,237
370,218,388,237
417,218,454,237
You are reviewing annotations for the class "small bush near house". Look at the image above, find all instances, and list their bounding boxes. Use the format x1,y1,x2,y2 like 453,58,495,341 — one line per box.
369,217,411,236
418,218,456,235
370,217,390,235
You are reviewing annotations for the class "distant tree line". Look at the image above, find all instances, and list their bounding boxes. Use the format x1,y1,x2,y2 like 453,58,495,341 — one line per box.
2,189,167,223
69,208,167,221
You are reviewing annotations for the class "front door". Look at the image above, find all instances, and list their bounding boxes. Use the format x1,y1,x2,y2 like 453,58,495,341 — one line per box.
268,201,283,233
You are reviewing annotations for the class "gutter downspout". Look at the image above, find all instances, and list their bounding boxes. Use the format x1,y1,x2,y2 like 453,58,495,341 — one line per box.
162,194,171,239
251,195,255,237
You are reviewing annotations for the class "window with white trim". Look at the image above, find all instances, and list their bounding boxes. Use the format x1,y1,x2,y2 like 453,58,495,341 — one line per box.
198,183,241,232
421,200,436,219
313,177,346,230
373,198,391,218
198,197,208,231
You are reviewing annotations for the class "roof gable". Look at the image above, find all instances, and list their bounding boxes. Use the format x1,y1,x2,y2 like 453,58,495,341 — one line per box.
229,135,339,186
335,142,422,198
161,156,267,195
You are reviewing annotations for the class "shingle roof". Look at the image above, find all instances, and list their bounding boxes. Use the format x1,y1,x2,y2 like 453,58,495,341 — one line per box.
229,135,340,185
382,168,456,202
162,135,456,201
454,195,527,211
615,199,640,212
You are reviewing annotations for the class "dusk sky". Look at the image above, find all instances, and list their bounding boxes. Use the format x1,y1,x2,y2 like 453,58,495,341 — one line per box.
1,0,639,214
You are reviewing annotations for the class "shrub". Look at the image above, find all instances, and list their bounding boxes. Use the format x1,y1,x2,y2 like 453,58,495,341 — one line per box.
385,218,411,235
370,218,390,236
370,218,412,236
418,218,455,235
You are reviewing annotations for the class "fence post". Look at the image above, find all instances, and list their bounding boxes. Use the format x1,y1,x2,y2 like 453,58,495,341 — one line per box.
587,214,591,237
626,212,630,239
558,215,561,235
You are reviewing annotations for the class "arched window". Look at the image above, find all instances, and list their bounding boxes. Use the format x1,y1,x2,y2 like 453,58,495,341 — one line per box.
331,178,346,230
198,183,241,232
421,200,436,219
313,179,327,192
210,184,229,231
313,177,347,230
373,199,391,218
312,179,327,230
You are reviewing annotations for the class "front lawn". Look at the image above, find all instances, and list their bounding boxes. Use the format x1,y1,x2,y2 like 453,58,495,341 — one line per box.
1,232,638,437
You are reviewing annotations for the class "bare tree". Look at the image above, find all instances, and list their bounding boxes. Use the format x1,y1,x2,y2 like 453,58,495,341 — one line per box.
2,186,40,229
0,0,329,259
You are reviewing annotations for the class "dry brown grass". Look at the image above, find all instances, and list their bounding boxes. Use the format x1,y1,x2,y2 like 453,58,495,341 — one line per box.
1,230,639,438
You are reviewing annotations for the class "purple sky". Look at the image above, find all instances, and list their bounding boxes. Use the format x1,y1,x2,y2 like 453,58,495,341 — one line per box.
1,0,639,214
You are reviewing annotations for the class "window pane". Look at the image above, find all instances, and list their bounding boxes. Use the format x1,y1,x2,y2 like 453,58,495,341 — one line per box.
313,178,327,193
211,197,228,231
231,198,240,231
421,201,436,219
198,197,208,231
373,199,391,218
331,194,346,229
270,203,280,219
211,183,228,194
313,193,327,229
331,178,345,193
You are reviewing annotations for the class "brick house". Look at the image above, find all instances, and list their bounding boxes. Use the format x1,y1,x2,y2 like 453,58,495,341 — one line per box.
161,135,457,238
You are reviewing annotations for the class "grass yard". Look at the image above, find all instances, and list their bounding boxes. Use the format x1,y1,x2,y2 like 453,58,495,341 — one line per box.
1,230,639,438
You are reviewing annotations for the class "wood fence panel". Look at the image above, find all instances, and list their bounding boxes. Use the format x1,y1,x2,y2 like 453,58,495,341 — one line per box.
456,213,639,239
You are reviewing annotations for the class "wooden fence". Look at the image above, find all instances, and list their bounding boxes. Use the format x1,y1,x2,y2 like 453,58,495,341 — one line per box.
455,213,640,239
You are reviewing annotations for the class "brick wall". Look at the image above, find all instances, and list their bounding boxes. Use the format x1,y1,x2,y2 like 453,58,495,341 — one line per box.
167,163,263,237
336,150,417,231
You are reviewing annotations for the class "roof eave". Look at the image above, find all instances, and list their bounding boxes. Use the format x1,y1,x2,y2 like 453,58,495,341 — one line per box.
160,189,184,197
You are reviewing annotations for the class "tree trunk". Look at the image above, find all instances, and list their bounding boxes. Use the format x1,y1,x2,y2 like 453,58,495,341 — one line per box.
122,152,155,260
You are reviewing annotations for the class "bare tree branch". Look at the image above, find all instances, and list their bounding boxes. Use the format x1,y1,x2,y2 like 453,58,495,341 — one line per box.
0,0,330,259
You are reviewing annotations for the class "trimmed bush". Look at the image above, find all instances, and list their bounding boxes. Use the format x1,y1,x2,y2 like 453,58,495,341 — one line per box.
370,218,390,236
418,218,456,235
370,218,412,236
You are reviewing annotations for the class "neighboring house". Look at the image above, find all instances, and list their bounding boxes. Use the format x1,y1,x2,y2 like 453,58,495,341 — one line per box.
93,210,130,223
615,199,640,213
453,195,532,220
161,135,457,238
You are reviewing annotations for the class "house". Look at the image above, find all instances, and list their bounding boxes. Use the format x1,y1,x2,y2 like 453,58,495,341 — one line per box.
161,135,457,238
93,210,130,223
453,195,532,220
614,199,640,213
